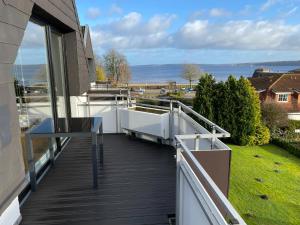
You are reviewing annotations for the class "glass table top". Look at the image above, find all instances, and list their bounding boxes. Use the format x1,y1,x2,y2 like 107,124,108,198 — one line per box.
29,117,102,134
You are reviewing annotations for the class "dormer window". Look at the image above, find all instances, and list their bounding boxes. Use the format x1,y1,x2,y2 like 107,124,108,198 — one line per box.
278,94,288,102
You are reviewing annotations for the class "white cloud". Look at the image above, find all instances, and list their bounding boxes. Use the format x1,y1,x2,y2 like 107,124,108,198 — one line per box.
109,3,123,15
86,7,101,19
209,8,231,17
22,22,45,48
112,12,142,32
90,11,300,52
285,6,298,16
175,20,300,50
260,0,279,12
91,12,176,49
145,14,177,33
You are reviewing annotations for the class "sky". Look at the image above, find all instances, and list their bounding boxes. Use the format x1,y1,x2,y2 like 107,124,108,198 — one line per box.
78,0,300,65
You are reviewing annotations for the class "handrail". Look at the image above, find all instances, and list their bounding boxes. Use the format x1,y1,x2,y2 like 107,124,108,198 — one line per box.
175,135,247,225
177,101,230,137
136,103,170,110
136,97,230,137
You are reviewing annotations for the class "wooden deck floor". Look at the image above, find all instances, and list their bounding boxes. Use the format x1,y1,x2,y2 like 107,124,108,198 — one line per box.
21,134,176,225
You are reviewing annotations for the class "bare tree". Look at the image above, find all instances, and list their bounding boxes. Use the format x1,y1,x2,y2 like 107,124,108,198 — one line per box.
103,49,131,84
181,64,202,88
119,59,131,86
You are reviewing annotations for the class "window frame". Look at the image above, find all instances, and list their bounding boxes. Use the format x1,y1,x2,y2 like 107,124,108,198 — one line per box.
277,93,289,102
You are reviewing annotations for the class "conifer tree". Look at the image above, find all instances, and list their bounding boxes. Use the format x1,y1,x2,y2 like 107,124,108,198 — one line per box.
193,74,270,145
224,75,239,143
193,74,215,122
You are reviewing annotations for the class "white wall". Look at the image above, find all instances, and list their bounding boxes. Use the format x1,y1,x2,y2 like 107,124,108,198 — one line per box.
0,198,21,225
70,97,127,133
178,155,228,225
288,113,300,121
119,108,169,139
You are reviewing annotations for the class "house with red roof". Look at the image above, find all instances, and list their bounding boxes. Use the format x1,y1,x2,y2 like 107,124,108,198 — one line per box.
249,70,300,113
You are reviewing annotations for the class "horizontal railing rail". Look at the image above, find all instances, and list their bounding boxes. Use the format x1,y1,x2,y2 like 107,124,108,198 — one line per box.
175,135,246,225
136,97,230,138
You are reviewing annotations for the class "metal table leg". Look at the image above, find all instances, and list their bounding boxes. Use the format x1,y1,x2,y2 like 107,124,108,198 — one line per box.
49,137,55,166
91,132,98,189
25,133,37,192
98,123,104,167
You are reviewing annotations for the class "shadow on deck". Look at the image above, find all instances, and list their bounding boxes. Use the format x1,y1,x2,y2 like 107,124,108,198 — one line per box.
21,134,176,225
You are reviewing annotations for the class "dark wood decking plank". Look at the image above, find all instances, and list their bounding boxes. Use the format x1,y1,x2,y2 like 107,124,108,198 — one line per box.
21,134,176,225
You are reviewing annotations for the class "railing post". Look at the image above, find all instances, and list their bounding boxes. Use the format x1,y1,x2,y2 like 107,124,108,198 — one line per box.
176,144,181,225
169,100,173,143
127,90,130,108
26,133,37,192
87,94,91,117
211,125,216,150
115,95,119,133
195,135,200,151
178,105,181,135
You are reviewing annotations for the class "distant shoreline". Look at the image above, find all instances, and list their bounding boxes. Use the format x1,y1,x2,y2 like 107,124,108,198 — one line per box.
130,60,300,67
13,63,300,84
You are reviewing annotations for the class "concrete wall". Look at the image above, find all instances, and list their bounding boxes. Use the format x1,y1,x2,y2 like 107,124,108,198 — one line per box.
0,0,92,222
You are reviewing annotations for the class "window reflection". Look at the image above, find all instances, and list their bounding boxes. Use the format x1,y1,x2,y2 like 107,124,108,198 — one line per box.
12,21,54,171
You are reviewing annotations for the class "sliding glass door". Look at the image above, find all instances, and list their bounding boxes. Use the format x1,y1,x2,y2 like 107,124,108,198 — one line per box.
48,29,69,132
13,21,55,171
12,20,70,172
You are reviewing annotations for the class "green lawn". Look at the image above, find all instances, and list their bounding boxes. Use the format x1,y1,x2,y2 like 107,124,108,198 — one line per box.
228,144,300,225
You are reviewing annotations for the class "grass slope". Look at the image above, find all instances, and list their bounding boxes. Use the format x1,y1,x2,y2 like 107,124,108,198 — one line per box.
229,144,300,225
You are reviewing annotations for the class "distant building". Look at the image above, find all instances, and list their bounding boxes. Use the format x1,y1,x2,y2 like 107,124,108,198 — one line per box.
249,69,300,113
252,67,285,78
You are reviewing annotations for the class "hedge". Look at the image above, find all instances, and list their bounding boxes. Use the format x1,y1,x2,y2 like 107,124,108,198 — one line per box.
271,138,300,158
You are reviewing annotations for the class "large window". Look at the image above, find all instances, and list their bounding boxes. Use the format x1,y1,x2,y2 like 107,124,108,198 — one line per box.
278,94,288,102
13,21,55,171
49,30,69,131
12,20,69,172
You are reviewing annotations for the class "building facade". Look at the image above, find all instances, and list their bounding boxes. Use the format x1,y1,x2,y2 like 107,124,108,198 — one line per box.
0,0,95,224
249,72,300,113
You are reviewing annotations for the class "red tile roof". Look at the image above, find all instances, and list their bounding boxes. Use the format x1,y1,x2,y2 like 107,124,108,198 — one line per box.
248,75,282,91
272,74,300,93
249,73,300,93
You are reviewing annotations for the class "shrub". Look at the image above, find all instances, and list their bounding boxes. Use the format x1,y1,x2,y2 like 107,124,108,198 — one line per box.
261,102,288,133
272,138,300,158
255,124,271,145
167,91,185,98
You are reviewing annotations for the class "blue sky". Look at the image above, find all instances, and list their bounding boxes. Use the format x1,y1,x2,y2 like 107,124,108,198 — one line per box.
76,0,300,65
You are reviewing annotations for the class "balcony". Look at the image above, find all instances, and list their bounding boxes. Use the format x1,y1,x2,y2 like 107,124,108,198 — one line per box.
21,134,176,225
20,94,246,225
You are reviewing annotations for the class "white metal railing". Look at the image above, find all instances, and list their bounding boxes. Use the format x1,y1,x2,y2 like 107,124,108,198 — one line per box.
175,136,246,225
136,97,230,138
71,93,246,224
135,97,246,225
